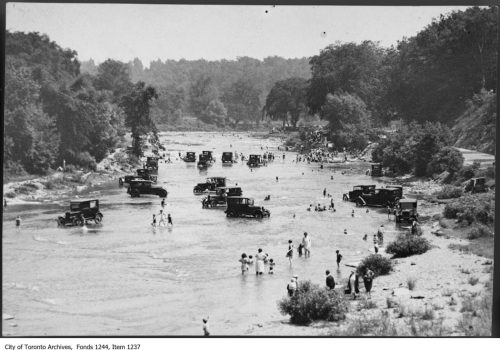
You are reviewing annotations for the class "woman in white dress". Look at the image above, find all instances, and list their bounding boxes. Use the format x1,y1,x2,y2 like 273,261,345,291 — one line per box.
255,248,266,275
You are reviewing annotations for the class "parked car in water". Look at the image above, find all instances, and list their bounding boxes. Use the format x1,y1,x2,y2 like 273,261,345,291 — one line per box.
224,196,270,218
202,150,215,163
57,199,103,226
118,168,157,186
395,199,418,223
386,185,403,199
145,156,159,172
183,151,196,162
356,188,400,207
247,154,266,167
127,179,168,198
343,185,376,202
222,152,235,164
193,177,227,194
371,163,383,177
202,187,243,208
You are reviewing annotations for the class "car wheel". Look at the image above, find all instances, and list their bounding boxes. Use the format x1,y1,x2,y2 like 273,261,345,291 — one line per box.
131,189,140,197
74,218,83,226
57,217,65,226
94,213,103,224
159,190,167,198
226,211,234,217
255,212,263,218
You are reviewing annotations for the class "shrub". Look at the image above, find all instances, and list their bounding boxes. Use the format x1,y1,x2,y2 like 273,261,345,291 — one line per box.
5,192,16,198
407,277,417,291
277,280,349,325
357,297,378,310
15,182,39,195
443,193,494,225
467,223,493,240
468,276,479,286
385,233,431,258
356,254,393,277
421,306,435,320
435,185,463,199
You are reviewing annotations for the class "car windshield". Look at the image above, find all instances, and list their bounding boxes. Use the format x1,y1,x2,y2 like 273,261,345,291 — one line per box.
400,202,416,209
70,203,80,211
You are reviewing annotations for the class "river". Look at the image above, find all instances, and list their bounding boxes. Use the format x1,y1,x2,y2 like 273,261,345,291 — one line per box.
2,132,403,336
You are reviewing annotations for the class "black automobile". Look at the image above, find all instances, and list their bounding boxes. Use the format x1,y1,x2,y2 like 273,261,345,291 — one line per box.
202,151,215,163
119,168,157,186
386,185,403,199
127,179,168,198
145,156,159,171
202,187,243,208
193,177,226,194
183,152,196,162
222,152,235,164
57,199,103,226
343,185,376,202
356,188,400,207
371,163,383,177
247,154,266,167
395,199,418,223
225,196,270,218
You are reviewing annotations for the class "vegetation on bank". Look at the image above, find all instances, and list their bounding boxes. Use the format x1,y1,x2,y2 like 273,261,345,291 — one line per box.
385,234,432,258
277,280,349,325
356,254,393,277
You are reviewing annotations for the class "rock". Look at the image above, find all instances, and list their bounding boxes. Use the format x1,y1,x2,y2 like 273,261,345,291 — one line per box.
3,314,14,320
10,323,17,327
410,295,425,299
482,260,493,265
411,262,416,266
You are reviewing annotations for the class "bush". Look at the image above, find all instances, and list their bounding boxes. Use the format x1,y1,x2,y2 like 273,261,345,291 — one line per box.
385,233,431,258
357,254,393,277
357,297,378,310
443,193,494,225
407,277,417,291
435,185,463,199
468,277,479,286
277,280,349,325
5,192,16,198
467,223,493,240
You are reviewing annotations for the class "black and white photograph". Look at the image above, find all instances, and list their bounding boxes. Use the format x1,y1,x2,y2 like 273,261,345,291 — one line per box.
2,2,497,338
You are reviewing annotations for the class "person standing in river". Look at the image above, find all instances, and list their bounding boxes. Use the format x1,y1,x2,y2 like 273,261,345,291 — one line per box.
363,268,375,297
167,213,173,226
323,188,326,197
239,253,249,275
15,215,21,229
326,270,336,290
286,240,294,266
161,198,165,208
336,250,343,269
255,248,266,275
302,232,311,258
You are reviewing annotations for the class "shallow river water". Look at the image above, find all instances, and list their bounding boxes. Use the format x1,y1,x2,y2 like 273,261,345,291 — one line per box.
2,132,404,336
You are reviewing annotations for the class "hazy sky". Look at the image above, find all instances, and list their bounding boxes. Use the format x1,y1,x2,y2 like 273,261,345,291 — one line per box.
7,3,473,66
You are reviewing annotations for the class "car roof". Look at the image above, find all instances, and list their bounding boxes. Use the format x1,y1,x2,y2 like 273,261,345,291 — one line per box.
354,184,375,187
399,199,417,203
70,199,99,204
227,196,252,199
207,177,226,179
130,179,153,183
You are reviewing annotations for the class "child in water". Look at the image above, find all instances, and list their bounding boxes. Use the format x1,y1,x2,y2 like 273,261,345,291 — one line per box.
151,214,157,227
268,259,275,274
247,255,254,265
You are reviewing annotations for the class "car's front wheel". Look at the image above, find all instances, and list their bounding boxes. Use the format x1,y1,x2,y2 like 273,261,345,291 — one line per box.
94,213,103,224
131,189,140,197
57,217,65,226
255,212,263,218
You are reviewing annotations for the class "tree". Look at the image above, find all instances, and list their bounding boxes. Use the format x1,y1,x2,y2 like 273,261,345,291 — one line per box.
264,77,308,127
427,146,464,177
95,59,133,101
189,74,219,119
222,78,261,126
121,82,158,156
203,99,227,126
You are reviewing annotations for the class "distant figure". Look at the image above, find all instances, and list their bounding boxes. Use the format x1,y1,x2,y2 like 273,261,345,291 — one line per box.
264,195,271,201
239,253,249,275
344,229,347,235
247,255,254,265
326,270,336,290
297,243,304,257
283,153,285,160
377,224,385,242
202,317,210,336
268,259,275,274
302,232,311,258
411,220,418,235
151,214,157,227
366,208,369,213
286,240,294,266
276,176,279,182
323,188,326,197
4,198,7,209
387,206,392,220
158,210,167,226
287,278,297,297
373,234,379,245
167,213,173,226
293,213,296,219
351,209,355,217
15,215,21,228
363,268,375,297
255,248,266,275
363,234,368,241
336,250,343,269
331,175,333,180
374,243,379,254
161,198,165,208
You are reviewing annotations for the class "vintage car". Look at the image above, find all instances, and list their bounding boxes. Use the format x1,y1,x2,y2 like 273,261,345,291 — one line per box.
202,187,243,208
247,154,266,167
118,168,157,186
464,177,488,193
202,151,215,163
145,156,159,171
57,199,103,226
343,185,376,202
127,179,168,198
371,163,383,177
183,151,196,162
356,188,401,207
395,199,418,223
221,152,235,164
224,196,270,218
193,177,227,194
386,185,403,199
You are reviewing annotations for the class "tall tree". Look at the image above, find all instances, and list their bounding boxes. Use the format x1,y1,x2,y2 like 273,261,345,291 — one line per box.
222,78,261,125
264,77,308,127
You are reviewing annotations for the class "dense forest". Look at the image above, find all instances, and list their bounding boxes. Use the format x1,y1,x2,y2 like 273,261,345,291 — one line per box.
4,6,497,175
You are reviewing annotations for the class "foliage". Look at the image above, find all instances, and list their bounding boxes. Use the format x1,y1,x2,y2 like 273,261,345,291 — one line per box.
466,223,493,240
407,277,417,291
264,77,308,127
277,280,349,325
356,254,393,277
443,193,495,225
203,99,227,127
427,147,464,177
385,233,431,258
222,78,261,126
435,185,463,199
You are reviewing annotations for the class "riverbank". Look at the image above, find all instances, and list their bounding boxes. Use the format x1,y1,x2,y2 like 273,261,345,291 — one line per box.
245,179,494,336
2,148,136,206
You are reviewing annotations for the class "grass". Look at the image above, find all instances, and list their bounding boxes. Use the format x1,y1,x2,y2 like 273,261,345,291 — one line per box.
448,240,494,259
407,277,417,291
357,297,378,311
386,297,398,309
460,268,471,274
421,307,435,320
457,293,492,335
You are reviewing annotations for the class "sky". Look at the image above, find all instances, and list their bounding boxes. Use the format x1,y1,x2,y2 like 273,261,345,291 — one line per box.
6,3,473,66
